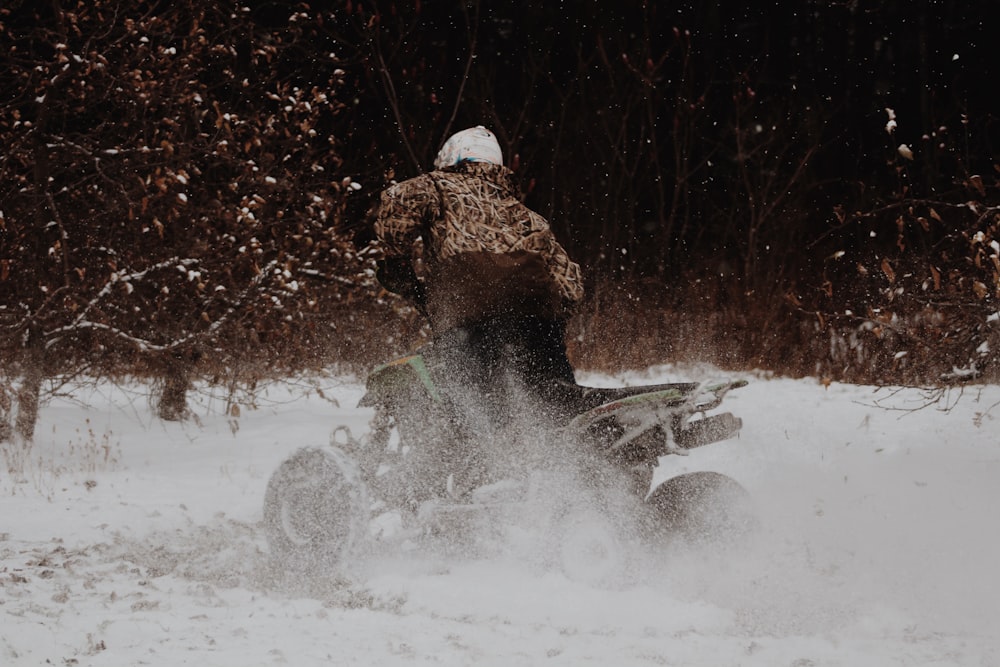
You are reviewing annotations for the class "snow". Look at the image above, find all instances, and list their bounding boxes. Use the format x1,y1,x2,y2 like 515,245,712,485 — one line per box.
2,367,999,666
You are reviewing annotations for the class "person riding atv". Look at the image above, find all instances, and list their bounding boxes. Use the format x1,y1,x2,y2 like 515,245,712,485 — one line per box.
261,137,752,573
373,126,584,413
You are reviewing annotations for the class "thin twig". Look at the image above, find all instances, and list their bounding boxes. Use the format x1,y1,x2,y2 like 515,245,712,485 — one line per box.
373,34,421,171
441,0,480,144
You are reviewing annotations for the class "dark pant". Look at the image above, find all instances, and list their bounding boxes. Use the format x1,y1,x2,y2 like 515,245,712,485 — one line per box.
433,315,575,424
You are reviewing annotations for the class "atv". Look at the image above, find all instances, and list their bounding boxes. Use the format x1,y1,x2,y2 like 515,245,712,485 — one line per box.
263,344,753,584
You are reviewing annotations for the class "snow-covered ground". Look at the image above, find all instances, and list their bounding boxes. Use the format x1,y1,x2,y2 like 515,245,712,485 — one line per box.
2,366,998,666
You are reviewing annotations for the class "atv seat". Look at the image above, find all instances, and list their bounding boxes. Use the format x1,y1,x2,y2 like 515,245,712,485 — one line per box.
553,380,699,413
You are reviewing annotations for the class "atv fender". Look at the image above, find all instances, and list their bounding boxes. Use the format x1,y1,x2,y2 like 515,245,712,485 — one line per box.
358,354,442,407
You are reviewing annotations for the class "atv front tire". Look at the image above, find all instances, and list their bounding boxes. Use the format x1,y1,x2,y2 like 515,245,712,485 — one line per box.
263,446,369,573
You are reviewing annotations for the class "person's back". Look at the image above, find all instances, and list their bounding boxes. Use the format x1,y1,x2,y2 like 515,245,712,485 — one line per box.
378,159,581,331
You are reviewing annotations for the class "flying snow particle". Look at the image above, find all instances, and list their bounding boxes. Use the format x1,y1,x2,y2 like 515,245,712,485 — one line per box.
884,108,898,135
897,144,914,160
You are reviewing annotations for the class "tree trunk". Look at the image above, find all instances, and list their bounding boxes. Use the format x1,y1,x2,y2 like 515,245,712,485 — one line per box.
157,356,191,421
0,384,12,443
14,366,43,441
11,334,46,442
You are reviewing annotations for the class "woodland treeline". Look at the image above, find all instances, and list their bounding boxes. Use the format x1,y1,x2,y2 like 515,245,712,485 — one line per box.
2,0,998,440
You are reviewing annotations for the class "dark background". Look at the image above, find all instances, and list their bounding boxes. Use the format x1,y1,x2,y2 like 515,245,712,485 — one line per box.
336,0,998,376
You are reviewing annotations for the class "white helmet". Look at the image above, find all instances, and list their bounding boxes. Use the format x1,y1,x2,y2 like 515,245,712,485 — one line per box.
433,126,503,169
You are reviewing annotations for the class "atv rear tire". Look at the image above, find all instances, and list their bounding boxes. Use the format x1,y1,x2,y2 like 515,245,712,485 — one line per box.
646,471,754,545
263,446,369,573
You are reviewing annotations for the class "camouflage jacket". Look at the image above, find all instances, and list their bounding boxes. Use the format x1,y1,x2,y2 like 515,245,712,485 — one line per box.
374,162,583,330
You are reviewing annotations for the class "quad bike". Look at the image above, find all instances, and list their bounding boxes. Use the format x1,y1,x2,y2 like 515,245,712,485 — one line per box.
263,344,753,584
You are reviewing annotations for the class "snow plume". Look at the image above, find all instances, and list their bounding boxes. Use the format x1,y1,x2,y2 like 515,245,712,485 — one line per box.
349,366,665,588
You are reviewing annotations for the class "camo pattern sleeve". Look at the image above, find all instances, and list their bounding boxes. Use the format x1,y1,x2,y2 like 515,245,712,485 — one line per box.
373,175,439,258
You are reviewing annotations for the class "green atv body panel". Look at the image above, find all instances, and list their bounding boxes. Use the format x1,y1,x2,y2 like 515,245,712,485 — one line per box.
358,353,441,407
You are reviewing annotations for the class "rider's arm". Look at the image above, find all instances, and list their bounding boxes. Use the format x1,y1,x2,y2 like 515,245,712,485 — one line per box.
373,176,436,257
373,176,436,310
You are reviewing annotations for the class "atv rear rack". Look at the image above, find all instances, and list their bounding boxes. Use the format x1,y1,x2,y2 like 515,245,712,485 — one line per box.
563,379,746,457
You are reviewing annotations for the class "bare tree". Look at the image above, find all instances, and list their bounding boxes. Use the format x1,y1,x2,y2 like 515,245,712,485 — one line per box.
0,1,376,436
